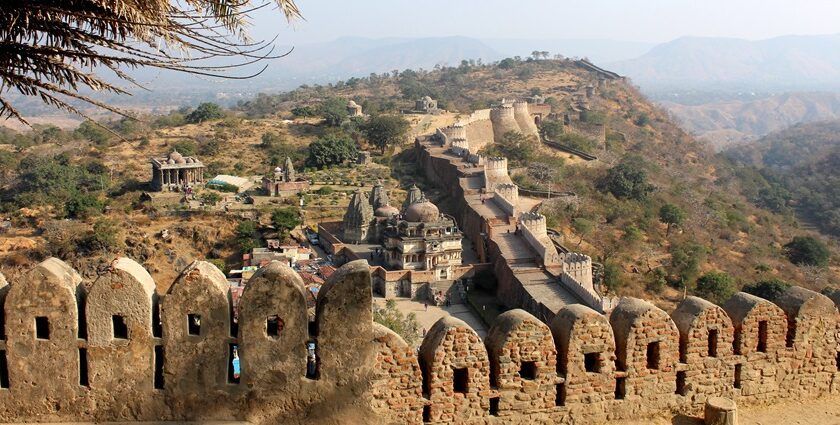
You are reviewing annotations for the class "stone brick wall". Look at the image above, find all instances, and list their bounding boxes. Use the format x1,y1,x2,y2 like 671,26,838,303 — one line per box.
671,297,735,407
1,258,840,424
490,105,521,144
512,102,540,140
550,304,615,422
609,297,680,414
721,292,788,403
419,316,493,422
372,323,424,423
492,183,519,217
485,310,557,416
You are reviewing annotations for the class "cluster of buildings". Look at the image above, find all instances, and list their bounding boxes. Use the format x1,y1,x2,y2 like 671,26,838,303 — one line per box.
150,150,309,198
319,183,476,303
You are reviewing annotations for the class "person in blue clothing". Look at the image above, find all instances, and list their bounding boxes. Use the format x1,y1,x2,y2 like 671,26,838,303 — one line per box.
306,342,317,378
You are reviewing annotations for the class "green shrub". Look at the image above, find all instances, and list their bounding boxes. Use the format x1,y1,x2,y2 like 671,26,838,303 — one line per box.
784,236,830,267
695,271,737,304
743,278,791,301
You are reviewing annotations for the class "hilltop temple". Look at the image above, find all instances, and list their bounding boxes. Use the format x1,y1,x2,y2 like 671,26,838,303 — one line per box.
262,157,309,196
150,149,205,191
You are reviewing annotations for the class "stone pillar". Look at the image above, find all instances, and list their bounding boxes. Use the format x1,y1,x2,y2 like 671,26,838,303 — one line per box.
705,397,737,425
163,169,168,185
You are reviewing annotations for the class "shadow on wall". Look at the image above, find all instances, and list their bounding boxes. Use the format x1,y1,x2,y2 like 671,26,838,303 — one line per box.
0,257,838,424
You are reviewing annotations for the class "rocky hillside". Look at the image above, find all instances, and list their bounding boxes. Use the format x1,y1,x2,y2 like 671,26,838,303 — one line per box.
661,92,840,150
724,119,840,238
0,58,837,307
249,58,840,304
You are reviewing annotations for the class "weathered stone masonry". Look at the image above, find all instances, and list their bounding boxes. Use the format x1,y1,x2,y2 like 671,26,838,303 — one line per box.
0,258,839,424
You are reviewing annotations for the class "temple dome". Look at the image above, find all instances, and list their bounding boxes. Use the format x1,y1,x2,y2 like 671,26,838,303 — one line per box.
404,199,440,223
169,150,186,164
374,205,399,218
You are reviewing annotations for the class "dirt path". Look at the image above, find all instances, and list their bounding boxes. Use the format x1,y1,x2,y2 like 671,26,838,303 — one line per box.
618,394,840,425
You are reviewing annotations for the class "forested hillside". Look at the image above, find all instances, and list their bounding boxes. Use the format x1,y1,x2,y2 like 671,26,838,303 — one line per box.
724,120,840,238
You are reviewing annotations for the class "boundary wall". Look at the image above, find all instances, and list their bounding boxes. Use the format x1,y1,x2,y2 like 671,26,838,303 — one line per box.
1,259,839,424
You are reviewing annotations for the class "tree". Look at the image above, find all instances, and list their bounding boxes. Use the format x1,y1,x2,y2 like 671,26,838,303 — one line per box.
234,220,258,253
74,120,109,145
743,278,791,301
319,97,349,127
659,203,686,236
362,115,410,154
784,236,830,267
306,133,359,169
374,299,421,346
485,131,536,165
78,219,123,254
0,0,301,123
271,207,302,236
695,271,737,304
668,242,707,287
186,102,224,124
599,156,655,201
540,120,565,140
64,193,104,219
572,217,595,247
291,106,316,117
602,262,623,293
199,192,221,206
498,58,516,69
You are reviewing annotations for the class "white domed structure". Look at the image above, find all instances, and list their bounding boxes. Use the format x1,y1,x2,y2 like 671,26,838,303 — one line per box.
404,199,440,223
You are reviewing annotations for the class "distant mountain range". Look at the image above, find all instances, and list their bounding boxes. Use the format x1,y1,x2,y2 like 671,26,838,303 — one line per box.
610,34,840,94
11,32,840,141
660,92,840,150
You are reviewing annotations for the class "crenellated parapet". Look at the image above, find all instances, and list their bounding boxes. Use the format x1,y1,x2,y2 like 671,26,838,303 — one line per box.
2,258,840,424
450,137,470,157
485,310,557,415
561,253,593,291
518,212,562,268
493,183,519,217
490,104,520,144
483,157,510,190
419,316,492,422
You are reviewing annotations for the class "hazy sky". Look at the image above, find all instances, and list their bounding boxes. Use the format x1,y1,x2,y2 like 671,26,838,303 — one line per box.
251,0,840,44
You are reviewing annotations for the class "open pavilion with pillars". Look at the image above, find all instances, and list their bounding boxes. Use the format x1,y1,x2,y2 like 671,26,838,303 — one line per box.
150,150,206,191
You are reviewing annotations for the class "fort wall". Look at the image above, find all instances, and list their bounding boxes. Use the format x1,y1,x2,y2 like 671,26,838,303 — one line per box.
513,101,540,139
493,184,519,217
490,105,520,144
518,212,562,267
1,259,839,424
483,157,511,191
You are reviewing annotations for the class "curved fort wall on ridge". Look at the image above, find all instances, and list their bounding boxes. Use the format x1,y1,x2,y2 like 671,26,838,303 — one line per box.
0,257,839,424
490,104,520,144
513,101,540,140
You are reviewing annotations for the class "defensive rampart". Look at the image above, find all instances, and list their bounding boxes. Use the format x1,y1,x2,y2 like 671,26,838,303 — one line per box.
1,259,839,424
